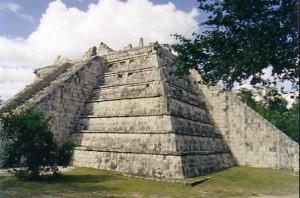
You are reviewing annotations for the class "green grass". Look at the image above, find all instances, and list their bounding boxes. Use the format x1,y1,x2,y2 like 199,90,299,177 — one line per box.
0,166,298,198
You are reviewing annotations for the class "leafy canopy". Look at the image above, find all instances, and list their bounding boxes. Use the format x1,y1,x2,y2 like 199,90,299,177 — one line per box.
167,0,298,89
0,107,75,180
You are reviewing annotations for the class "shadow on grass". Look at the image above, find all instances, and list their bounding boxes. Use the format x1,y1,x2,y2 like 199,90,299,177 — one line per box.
41,173,116,184
0,169,121,196
183,166,234,182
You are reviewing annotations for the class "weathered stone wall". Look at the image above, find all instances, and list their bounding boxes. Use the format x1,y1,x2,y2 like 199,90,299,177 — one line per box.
33,58,106,142
175,135,229,151
0,62,72,114
105,54,154,73
103,68,161,87
83,97,166,117
166,84,205,107
171,117,215,135
91,81,163,101
158,50,236,177
0,56,106,143
73,133,177,153
167,97,212,124
181,153,234,177
77,115,173,133
73,150,184,178
190,70,299,172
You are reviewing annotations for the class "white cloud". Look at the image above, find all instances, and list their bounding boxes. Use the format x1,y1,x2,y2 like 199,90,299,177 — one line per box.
0,82,32,101
19,13,34,22
6,2,20,13
0,67,35,100
0,0,199,101
0,2,33,22
0,67,34,83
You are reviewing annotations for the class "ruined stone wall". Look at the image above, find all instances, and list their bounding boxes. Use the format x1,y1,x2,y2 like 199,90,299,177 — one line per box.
190,71,299,172
157,48,235,177
36,57,106,142
0,62,72,114
74,150,184,178
0,57,106,143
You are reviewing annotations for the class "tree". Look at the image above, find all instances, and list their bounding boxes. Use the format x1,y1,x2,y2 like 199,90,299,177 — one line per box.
236,87,299,143
167,0,298,89
0,107,75,180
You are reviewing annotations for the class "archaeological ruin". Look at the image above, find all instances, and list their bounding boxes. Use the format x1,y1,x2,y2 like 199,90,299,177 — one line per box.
0,39,298,178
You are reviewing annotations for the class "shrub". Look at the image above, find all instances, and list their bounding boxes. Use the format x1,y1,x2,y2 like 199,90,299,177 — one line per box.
0,107,75,180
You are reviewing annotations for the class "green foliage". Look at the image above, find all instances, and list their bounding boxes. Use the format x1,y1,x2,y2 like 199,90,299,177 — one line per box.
236,87,299,142
0,107,75,180
57,139,76,167
167,0,298,89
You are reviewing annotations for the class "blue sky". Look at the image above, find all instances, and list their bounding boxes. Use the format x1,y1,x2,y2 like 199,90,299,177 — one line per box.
0,0,201,38
0,0,202,100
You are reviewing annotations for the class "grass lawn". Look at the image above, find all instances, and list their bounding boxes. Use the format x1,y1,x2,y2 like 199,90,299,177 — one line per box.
0,166,298,198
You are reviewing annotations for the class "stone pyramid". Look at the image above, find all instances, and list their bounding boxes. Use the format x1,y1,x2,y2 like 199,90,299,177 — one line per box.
71,41,234,178
0,39,298,179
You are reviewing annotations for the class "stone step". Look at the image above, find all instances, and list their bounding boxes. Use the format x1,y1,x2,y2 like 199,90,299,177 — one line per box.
76,115,216,135
76,115,173,133
72,133,228,153
91,80,163,101
73,149,185,178
81,96,166,117
74,147,232,156
73,130,223,138
77,115,213,127
78,113,214,126
73,150,234,178
98,80,159,89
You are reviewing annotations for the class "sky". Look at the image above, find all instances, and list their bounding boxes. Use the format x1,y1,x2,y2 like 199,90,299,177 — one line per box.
0,0,202,101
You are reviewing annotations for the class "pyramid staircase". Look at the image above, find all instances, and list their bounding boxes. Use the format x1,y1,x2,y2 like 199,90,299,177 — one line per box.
72,43,235,178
